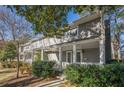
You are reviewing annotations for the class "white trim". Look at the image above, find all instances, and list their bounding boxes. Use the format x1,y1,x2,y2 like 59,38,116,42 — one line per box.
41,49,44,60
66,51,73,63
66,50,83,63
99,38,105,64
73,44,76,63
58,38,99,47
73,62,101,65
59,47,62,62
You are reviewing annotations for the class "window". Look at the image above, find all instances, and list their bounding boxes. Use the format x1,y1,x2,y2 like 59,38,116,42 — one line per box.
76,50,82,62
26,53,31,59
66,51,72,63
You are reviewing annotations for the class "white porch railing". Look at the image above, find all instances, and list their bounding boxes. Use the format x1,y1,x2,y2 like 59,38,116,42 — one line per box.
61,62,100,68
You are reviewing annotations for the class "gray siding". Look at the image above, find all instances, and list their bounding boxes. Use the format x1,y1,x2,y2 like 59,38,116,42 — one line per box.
83,48,99,63
62,18,101,42
78,18,101,39
61,48,99,63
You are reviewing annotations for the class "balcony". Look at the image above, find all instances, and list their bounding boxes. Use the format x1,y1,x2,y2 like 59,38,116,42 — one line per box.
61,27,100,43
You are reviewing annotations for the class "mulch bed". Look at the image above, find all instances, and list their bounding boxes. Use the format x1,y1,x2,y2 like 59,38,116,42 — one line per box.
0,74,59,87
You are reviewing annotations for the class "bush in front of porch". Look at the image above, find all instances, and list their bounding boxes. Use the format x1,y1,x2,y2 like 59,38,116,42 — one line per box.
64,63,124,87
64,64,102,87
32,60,56,78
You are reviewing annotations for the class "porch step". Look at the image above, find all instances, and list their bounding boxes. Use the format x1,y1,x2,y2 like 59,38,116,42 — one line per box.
43,81,62,87
36,79,63,87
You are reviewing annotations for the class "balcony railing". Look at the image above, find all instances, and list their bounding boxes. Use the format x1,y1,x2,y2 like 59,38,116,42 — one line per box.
61,28,100,43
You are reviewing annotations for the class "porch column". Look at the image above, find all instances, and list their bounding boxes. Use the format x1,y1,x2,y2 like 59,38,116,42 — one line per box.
73,44,76,63
41,49,44,60
99,39,105,64
111,42,115,59
59,47,62,62
59,47,62,71
32,49,34,62
23,52,26,62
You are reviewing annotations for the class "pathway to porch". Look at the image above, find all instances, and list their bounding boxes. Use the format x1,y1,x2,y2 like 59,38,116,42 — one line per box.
36,79,63,87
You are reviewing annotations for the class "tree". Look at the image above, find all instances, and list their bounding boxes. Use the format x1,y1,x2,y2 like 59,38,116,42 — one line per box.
0,6,33,78
0,42,17,61
13,6,122,36
0,50,7,61
13,6,72,37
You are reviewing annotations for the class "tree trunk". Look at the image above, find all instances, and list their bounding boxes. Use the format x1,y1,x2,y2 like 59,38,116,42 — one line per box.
16,41,20,78
10,58,11,62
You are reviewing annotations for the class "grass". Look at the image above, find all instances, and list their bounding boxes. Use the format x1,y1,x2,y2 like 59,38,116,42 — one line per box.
0,68,16,84
0,68,60,87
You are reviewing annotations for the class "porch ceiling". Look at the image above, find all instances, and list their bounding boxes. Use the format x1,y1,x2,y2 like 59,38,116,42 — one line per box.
62,40,99,51
46,38,99,51
77,41,99,49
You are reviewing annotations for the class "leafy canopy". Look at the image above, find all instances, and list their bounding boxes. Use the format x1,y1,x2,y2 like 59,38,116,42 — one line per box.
14,6,72,37
0,42,17,61
13,5,123,37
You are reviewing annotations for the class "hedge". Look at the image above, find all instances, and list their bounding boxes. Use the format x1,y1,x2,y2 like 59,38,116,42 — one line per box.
32,60,56,78
64,63,124,87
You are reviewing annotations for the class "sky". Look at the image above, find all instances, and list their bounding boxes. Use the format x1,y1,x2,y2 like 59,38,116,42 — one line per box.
0,6,81,40
67,11,80,23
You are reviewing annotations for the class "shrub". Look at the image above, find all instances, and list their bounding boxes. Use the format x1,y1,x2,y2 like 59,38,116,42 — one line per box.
10,61,16,68
19,62,32,75
64,64,102,86
64,64,81,83
79,65,103,87
0,61,25,68
64,63,124,87
107,59,123,64
102,63,124,87
0,61,11,68
32,60,56,78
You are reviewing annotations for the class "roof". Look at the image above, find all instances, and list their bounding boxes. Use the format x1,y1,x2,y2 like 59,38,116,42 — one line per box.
73,13,101,27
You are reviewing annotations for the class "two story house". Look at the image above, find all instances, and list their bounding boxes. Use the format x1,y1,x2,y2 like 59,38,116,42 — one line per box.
19,13,117,69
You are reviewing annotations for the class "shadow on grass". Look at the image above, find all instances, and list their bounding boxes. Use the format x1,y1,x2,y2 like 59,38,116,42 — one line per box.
0,75,44,87
0,69,16,74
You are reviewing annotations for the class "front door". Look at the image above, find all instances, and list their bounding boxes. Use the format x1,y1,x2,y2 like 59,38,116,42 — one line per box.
66,51,72,63
76,51,82,62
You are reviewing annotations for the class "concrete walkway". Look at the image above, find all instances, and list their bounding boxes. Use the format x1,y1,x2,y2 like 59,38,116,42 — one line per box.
36,79,64,87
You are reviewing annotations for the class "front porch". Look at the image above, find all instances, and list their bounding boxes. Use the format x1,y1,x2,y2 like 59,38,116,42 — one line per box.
40,38,105,68
23,37,105,69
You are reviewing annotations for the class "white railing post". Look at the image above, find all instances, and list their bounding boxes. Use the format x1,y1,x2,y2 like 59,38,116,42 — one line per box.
59,47,62,62
73,44,76,63
41,49,44,60
23,52,26,62
32,49,34,62
59,47,62,71
99,38,105,64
